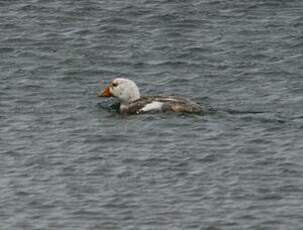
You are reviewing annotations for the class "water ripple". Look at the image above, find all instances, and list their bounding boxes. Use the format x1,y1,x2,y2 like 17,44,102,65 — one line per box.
1,0,303,229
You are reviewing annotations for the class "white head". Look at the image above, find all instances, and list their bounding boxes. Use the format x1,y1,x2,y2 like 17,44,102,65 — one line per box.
100,78,140,103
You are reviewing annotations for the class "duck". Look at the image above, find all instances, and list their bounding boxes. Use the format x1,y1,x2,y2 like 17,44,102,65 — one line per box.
97,78,206,114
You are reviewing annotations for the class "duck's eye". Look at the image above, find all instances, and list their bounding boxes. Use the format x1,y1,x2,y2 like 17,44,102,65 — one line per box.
112,82,118,87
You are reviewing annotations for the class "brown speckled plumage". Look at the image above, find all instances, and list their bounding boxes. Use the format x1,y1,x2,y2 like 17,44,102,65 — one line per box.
120,96,206,114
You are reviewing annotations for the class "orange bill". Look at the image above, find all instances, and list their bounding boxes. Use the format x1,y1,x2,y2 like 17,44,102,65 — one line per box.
101,86,112,97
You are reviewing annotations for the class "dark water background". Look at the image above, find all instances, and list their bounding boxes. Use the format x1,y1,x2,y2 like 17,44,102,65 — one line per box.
1,1,303,229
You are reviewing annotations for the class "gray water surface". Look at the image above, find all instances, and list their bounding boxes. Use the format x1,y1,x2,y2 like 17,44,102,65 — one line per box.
1,1,303,229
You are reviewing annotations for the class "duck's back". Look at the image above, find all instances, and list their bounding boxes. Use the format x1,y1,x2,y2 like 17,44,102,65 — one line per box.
121,96,206,114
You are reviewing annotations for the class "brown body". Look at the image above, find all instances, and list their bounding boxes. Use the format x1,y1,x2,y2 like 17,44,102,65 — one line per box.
120,96,205,114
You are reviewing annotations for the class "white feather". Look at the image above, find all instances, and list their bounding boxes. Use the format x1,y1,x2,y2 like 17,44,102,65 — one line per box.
139,101,163,113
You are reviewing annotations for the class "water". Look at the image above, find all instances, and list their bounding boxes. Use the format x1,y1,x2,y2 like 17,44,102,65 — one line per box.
1,1,303,229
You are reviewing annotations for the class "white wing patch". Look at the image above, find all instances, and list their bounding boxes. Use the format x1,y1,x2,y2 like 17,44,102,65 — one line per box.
138,101,163,113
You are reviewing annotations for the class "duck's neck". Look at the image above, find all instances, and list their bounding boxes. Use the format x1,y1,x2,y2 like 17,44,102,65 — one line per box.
119,94,140,113
119,103,128,113
128,88,140,102
117,82,140,110
121,90,140,104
